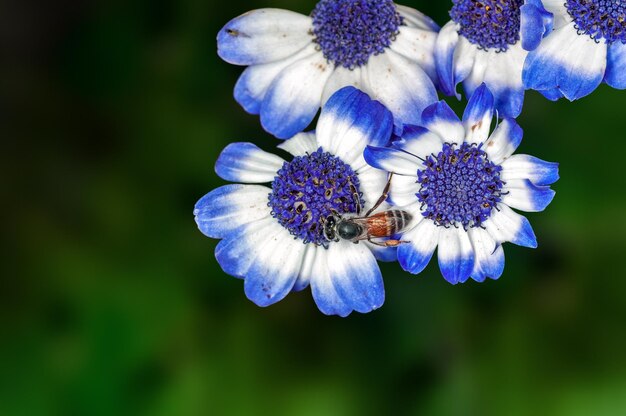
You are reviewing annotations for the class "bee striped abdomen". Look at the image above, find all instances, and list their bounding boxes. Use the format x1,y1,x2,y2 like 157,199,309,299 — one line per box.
366,210,413,237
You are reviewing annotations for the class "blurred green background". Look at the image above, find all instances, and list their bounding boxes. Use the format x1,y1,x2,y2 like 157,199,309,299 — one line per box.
3,0,626,414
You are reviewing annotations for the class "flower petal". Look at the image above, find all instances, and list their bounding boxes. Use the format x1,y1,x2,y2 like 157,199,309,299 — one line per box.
292,244,318,292
327,241,385,314
460,45,528,118
392,125,444,160
500,154,559,186
502,179,556,212
477,44,527,118
539,0,571,29
234,44,319,114
420,100,465,143
215,216,277,279
520,1,554,51
538,87,565,101
468,227,505,282
260,50,333,139
215,142,284,183
434,21,462,97
396,5,440,31
317,86,394,167
397,219,439,274
437,227,475,284
365,242,398,262
320,65,363,105
453,37,479,92
484,204,537,248
389,26,438,85
484,118,523,164
355,166,391,212
605,42,626,90
276,132,318,156
194,184,271,239
243,225,307,306
555,31,607,100
462,83,494,145
388,173,420,207
309,250,343,315
364,49,438,127
523,23,607,101
303,258,346,316
461,48,489,99
364,146,420,176
217,9,313,65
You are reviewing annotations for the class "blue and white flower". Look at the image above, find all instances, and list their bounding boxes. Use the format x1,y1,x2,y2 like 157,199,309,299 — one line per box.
435,0,528,118
194,87,396,316
522,0,626,100
218,0,439,139
364,84,559,284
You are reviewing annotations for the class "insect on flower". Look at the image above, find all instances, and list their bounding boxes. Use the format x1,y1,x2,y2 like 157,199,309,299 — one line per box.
194,87,400,316
322,174,413,247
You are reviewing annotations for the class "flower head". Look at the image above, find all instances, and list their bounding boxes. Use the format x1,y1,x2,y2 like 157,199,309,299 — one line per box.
451,0,523,52
194,87,397,316
364,84,559,284
268,149,363,245
217,1,439,139
435,0,528,118
312,0,404,68
522,0,626,100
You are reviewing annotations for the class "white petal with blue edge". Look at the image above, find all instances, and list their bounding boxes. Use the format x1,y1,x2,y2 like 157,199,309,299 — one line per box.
398,219,439,275
217,9,313,66
194,184,272,239
468,227,505,282
260,49,333,139
215,142,285,183
437,227,475,284
243,221,307,307
317,87,393,167
484,204,537,248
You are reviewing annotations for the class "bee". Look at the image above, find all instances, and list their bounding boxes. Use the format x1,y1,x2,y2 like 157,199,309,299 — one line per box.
322,173,412,247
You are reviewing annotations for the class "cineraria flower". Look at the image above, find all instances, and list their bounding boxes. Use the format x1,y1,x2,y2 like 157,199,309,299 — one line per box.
435,0,528,118
364,84,559,284
522,0,626,100
217,0,439,139
194,87,397,316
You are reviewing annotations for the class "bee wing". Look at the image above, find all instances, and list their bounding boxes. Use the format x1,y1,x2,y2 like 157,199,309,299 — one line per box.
344,217,372,240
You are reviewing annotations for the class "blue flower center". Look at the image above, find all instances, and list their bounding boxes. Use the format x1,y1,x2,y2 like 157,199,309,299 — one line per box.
417,143,504,229
450,0,523,51
566,0,626,44
311,0,403,69
268,148,363,245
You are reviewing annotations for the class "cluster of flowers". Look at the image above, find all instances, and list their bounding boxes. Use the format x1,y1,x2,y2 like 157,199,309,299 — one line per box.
195,0,624,316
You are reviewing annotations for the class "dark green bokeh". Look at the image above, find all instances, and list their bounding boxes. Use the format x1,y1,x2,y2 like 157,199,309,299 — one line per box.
3,0,626,414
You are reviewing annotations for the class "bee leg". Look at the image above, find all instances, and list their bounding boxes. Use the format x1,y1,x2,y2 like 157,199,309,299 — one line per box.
348,182,362,215
368,237,410,247
384,239,411,247
365,173,394,217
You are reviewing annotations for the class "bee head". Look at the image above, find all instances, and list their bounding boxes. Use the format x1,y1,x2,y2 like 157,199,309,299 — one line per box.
323,215,339,242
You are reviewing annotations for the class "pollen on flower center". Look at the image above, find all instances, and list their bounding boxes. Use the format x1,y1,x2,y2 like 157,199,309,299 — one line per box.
450,0,523,51
311,0,403,69
417,143,505,229
268,148,363,246
566,0,626,44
